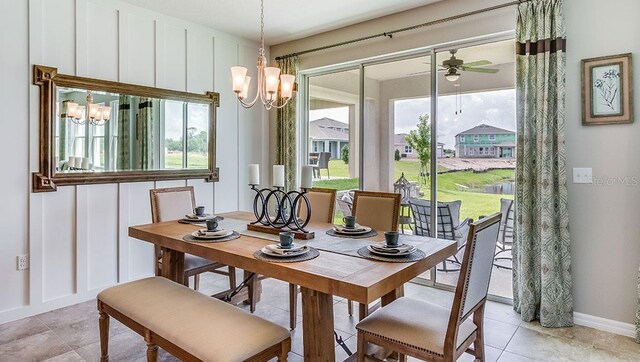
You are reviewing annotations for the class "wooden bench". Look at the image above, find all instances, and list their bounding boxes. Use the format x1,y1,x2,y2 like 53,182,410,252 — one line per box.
97,277,291,361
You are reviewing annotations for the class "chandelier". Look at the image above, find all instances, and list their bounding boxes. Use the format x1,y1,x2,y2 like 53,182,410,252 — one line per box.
230,0,296,110
65,90,111,126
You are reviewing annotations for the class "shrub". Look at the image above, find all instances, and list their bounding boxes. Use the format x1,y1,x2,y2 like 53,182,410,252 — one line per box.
394,149,401,161
341,144,349,164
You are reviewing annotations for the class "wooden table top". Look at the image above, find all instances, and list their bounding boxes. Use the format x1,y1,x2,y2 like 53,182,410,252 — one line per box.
129,211,456,304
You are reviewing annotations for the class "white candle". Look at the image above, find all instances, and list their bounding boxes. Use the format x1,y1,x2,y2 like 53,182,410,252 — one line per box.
301,166,313,189
273,165,285,187
248,164,260,185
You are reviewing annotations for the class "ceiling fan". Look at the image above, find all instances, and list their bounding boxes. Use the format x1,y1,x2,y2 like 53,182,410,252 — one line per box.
441,49,499,82
406,49,500,80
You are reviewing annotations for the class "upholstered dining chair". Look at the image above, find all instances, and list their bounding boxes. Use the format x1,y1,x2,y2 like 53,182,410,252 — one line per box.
409,198,473,272
348,190,401,317
149,186,236,292
289,188,337,329
355,213,502,362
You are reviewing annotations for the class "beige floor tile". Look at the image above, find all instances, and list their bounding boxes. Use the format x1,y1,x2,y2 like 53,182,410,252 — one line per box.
497,351,537,361
75,329,146,362
0,316,50,345
589,330,640,359
589,345,640,362
37,300,97,326
44,312,130,350
484,318,519,350
43,350,86,361
505,326,592,361
0,330,72,361
484,300,522,326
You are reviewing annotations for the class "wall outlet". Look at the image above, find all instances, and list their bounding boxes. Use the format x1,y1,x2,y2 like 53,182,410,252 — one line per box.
17,254,29,270
573,167,593,184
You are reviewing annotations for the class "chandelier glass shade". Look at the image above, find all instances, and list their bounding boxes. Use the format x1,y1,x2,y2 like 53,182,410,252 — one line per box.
65,91,111,126
230,0,296,110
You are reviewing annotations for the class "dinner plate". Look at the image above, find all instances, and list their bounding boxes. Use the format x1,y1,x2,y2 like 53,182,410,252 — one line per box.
191,230,233,240
183,214,218,221
333,225,372,235
367,245,416,257
260,245,310,258
266,243,307,252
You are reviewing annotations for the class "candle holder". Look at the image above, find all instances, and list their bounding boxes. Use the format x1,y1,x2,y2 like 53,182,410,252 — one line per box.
249,184,313,235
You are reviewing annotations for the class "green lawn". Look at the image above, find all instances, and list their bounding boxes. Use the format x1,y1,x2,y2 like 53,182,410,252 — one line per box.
313,159,514,221
165,152,209,168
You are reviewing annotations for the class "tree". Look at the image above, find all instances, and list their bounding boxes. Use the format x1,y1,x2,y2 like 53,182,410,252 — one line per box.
394,149,401,161
404,113,431,184
341,144,349,164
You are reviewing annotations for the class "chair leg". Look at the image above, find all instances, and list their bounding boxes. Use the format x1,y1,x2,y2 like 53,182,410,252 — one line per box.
193,274,200,291
145,341,158,362
357,332,366,362
347,299,353,316
249,275,258,313
289,283,298,330
358,303,368,321
98,309,109,362
473,304,486,361
228,266,237,289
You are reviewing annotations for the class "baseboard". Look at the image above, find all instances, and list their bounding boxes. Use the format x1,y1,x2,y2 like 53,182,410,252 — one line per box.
574,312,636,338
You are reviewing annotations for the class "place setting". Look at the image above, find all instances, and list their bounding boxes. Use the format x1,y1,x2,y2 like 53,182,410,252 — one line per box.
326,215,377,238
182,219,240,243
254,231,319,263
178,205,224,225
357,231,426,262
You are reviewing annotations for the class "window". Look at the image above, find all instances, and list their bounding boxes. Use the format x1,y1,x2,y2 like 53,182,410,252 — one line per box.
459,135,465,142
469,148,474,155
473,135,479,142
479,147,484,155
404,145,413,153
489,134,496,141
489,147,495,155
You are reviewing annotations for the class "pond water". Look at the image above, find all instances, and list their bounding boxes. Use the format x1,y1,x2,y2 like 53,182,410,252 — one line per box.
480,180,514,195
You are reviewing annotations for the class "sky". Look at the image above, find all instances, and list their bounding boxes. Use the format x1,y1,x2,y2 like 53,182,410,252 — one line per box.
309,88,516,150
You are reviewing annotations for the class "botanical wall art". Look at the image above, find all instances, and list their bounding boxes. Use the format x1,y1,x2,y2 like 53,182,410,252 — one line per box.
582,53,633,125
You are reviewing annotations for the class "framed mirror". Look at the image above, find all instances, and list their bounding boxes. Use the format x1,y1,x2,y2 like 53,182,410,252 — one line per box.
32,65,219,192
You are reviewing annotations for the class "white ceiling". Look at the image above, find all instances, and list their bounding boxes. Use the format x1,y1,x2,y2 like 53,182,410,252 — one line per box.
118,0,444,44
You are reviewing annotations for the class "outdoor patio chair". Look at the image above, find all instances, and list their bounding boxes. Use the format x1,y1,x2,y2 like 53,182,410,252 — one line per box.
337,190,354,217
408,198,473,272
494,198,514,269
312,152,331,179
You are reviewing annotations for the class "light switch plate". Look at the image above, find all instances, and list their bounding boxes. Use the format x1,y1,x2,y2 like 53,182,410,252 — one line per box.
573,168,593,184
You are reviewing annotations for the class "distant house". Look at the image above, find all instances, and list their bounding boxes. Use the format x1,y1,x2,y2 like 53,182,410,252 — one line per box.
394,133,444,158
309,118,349,159
455,124,516,158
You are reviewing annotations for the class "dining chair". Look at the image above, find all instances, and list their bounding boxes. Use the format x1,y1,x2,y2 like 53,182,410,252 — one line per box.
149,186,236,292
349,190,401,317
408,198,473,272
355,213,502,362
289,188,337,329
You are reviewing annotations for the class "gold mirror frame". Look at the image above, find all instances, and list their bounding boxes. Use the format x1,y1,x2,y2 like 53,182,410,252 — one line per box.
32,65,219,192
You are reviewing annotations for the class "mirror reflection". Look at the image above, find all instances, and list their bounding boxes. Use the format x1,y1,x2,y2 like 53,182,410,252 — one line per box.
55,87,210,173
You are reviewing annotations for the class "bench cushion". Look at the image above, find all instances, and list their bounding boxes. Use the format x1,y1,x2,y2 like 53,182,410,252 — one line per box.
98,277,289,361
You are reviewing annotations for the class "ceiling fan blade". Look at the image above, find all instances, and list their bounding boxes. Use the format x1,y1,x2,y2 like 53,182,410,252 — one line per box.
460,60,492,67
461,67,499,74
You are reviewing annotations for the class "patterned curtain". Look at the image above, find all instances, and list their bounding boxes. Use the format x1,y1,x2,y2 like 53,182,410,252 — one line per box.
136,97,154,170
276,56,299,191
513,0,573,328
117,95,131,170
59,100,69,167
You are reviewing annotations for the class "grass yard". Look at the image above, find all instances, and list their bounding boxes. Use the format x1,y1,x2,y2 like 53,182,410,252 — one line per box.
165,152,209,168
313,159,514,221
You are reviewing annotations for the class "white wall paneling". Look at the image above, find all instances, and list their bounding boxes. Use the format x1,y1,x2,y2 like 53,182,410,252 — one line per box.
0,0,263,324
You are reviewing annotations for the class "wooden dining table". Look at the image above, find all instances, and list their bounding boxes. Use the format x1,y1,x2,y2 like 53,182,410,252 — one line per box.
128,211,457,361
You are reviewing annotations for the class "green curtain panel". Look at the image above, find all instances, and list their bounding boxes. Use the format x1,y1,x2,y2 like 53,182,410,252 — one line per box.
117,95,131,170
636,264,640,342
276,56,299,191
513,0,573,328
58,100,69,167
136,97,154,170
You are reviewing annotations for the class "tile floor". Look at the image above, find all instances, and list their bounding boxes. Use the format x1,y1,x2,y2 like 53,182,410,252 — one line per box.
1,272,639,362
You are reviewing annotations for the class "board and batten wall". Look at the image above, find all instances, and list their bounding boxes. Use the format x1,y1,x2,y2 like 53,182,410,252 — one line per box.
0,0,267,323
270,0,640,334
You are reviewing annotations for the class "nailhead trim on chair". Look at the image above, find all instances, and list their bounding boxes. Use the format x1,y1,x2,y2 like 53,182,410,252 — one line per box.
356,328,445,357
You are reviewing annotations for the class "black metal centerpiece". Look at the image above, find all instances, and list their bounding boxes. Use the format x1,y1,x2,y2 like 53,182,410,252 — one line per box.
250,184,312,234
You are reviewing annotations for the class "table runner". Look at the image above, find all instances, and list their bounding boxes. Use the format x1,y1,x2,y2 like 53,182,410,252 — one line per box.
218,217,433,261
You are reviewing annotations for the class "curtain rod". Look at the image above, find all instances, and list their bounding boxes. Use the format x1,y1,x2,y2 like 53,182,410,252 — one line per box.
275,0,529,61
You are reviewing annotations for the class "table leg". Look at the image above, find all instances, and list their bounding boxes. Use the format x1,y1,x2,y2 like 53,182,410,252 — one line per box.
160,247,185,284
301,287,335,362
381,285,404,306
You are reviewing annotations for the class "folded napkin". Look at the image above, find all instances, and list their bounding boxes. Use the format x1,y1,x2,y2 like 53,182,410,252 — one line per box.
185,214,217,221
370,243,415,253
264,243,306,254
333,224,368,233
198,229,231,237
